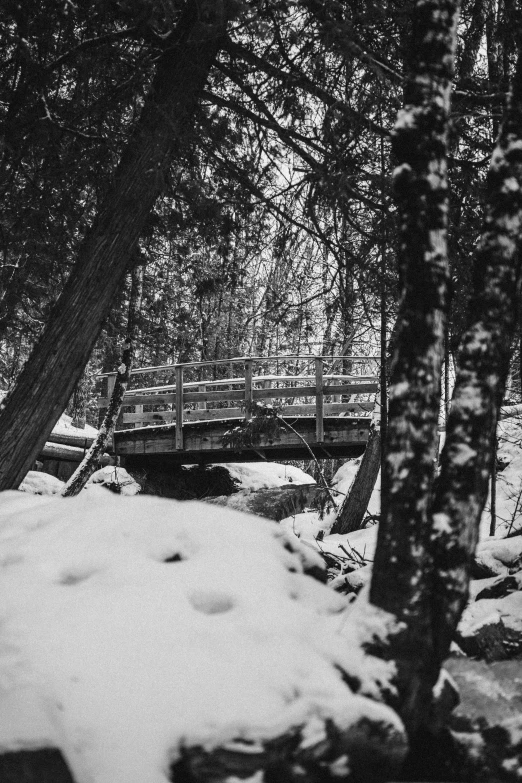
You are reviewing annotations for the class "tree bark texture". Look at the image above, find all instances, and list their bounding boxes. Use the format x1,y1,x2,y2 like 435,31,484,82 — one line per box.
61,265,143,497
0,1,235,490
70,370,88,430
429,41,522,669
369,0,459,734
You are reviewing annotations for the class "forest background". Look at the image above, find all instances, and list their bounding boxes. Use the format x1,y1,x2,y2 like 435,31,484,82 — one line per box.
3,0,515,426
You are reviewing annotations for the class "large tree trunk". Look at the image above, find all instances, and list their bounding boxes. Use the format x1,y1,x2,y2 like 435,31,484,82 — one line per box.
369,0,459,735
429,45,522,670
61,264,143,497
0,0,235,491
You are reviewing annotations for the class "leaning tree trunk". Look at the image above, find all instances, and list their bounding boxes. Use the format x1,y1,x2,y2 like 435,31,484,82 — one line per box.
429,42,522,670
368,0,459,735
330,408,381,535
61,264,143,497
0,0,236,491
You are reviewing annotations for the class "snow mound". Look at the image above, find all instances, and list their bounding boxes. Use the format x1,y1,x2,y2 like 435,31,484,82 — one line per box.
280,509,329,540
216,461,315,491
474,536,522,577
323,526,378,564
19,471,64,496
0,490,401,783
87,465,141,495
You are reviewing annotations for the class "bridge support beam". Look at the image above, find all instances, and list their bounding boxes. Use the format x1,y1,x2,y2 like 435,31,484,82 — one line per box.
175,366,184,450
244,359,253,420
315,358,324,442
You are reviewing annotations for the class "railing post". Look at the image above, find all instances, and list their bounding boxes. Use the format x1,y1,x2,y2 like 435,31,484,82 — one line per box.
175,365,184,450
98,373,116,427
198,384,207,410
315,357,324,442
107,373,116,399
244,359,253,421
263,377,272,398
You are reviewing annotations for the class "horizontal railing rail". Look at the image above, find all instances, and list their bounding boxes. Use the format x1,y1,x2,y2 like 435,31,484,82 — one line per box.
97,354,379,378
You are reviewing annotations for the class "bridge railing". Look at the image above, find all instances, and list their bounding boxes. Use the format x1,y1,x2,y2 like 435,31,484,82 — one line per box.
97,355,379,447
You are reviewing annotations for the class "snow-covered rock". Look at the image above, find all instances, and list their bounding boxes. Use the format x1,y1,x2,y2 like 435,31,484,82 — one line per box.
445,657,522,781
0,490,405,783
459,562,522,660
474,572,522,601
52,412,98,440
472,536,522,578
330,563,373,595
452,535,522,661
87,466,141,495
19,471,64,496
207,483,320,522
457,590,522,661
213,461,315,491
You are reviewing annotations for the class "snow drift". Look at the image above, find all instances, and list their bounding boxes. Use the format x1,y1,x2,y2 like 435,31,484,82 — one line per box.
0,489,403,783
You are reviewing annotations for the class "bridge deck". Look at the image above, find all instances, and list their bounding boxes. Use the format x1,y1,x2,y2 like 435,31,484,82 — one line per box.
98,354,378,466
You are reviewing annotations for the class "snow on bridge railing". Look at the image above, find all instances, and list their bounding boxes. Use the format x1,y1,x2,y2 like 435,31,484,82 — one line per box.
97,355,379,447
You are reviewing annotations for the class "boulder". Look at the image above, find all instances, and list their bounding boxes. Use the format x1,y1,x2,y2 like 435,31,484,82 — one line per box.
445,656,522,782
206,483,325,521
456,590,522,660
404,658,522,782
0,749,74,783
475,572,522,600
134,462,315,502
87,466,141,495
471,536,522,578
172,711,407,783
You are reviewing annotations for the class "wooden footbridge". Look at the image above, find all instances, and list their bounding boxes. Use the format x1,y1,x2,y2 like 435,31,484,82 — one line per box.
97,355,378,470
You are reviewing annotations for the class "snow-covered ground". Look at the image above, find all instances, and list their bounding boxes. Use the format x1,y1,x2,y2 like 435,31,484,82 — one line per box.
0,489,401,783
280,414,522,580
5,412,522,781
